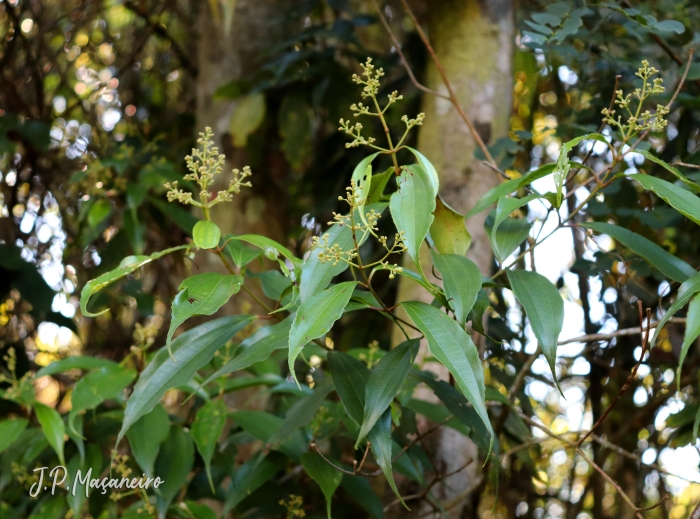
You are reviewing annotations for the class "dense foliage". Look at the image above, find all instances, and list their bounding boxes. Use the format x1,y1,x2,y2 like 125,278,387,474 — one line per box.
4,1,700,519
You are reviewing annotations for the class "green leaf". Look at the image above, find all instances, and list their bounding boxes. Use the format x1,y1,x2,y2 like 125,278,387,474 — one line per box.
507,270,563,388
87,199,112,228
288,281,357,385
193,220,221,249
192,399,228,493
0,418,28,455
154,426,194,516
351,153,380,225
223,452,286,513
301,452,343,518
632,174,700,225
267,378,334,449
328,351,370,426
553,134,608,205
279,92,312,169
166,273,244,355
491,194,539,263
228,234,301,266
299,204,385,301
369,264,449,308
411,370,498,458
367,409,407,509
635,149,700,194
35,403,65,465
390,165,436,269
229,93,266,147
401,302,492,451
150,196,198,234
651,272,700,348
356,340,416,447
652,19,685,34
431,252,482,326
485,211,531,264
367,167,394,204
341,475,384,519
185,502,218,519
678,294,700,391
69,365,135,434
231,410,306,460
127,405,170,478
200,316,293,387
67,445,102,517
405,147,439,197
582,222,695,282
224,237,262,267
35,356,118,378
80,245,189,317
429,196,471,256
466,163,556,218
116,316,254,448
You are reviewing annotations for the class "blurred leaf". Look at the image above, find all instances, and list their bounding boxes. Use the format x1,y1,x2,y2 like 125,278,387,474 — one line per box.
127,404,170,478
228,234,301,266
431,252,482,326
651,272,700,349
155,426,194,516
87,199,112,229
231,410,306,459
0,418,28,455
507,270,563,389
341,475,384,519
288,281,357,385
678,295,700,390
117,316,254,448
357,339,416,447
185,502,217,519
582,222,695,282
192,399,228,492
193,220,221,249
279,92,312,169
229,93,266,147
35,357,118,377
301,452,343,518
635,149,700,193
224,452,286,513
429,196,471,256
35,403,65,465
166,273,244,354
150,197,197,234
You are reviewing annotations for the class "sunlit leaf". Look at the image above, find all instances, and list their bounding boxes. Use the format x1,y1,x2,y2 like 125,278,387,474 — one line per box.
193,220,221,249
429,196,471,256
632,174,700,225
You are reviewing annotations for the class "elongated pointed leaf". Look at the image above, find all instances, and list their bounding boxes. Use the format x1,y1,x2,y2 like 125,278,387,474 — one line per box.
582,222,695,282
652,271,700,348
35,357,118,378
367,167,394,204
35,403,65,465
485,210,531,263
356,340,416,447
288,282,357,385
223,452,287,513
341,475,384,519
117,315,254,447
507,269,563,386
633,174,700,225
405,147,439,197
155,426,194,517
429,196,471,256
127,404,170,478
635,149,700,193
491,194,539,263
0,418,28,455
390,165,436,268
678,294,700,391
229,234,301,266
80,245,189,316
431,252,482,326
300,204,385,301
368,409,408,509
401,301,492,448
201,316,293,387
301,452,343,518
166,273,243,354
231,410,306,460
352,153,380,225
268,378,334,448
327,351,370,425
554,133,609,206
192,399,228,492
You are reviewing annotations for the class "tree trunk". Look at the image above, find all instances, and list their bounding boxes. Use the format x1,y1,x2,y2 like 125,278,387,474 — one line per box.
392,1,514,517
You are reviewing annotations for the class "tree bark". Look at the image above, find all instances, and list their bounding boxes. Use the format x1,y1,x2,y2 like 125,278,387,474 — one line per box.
392,1,514,517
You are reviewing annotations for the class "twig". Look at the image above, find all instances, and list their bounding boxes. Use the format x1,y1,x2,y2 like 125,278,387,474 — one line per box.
672,161,700,169
576,302,651,447
393,0,499,170
353,441,371,474
558,317,686,345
